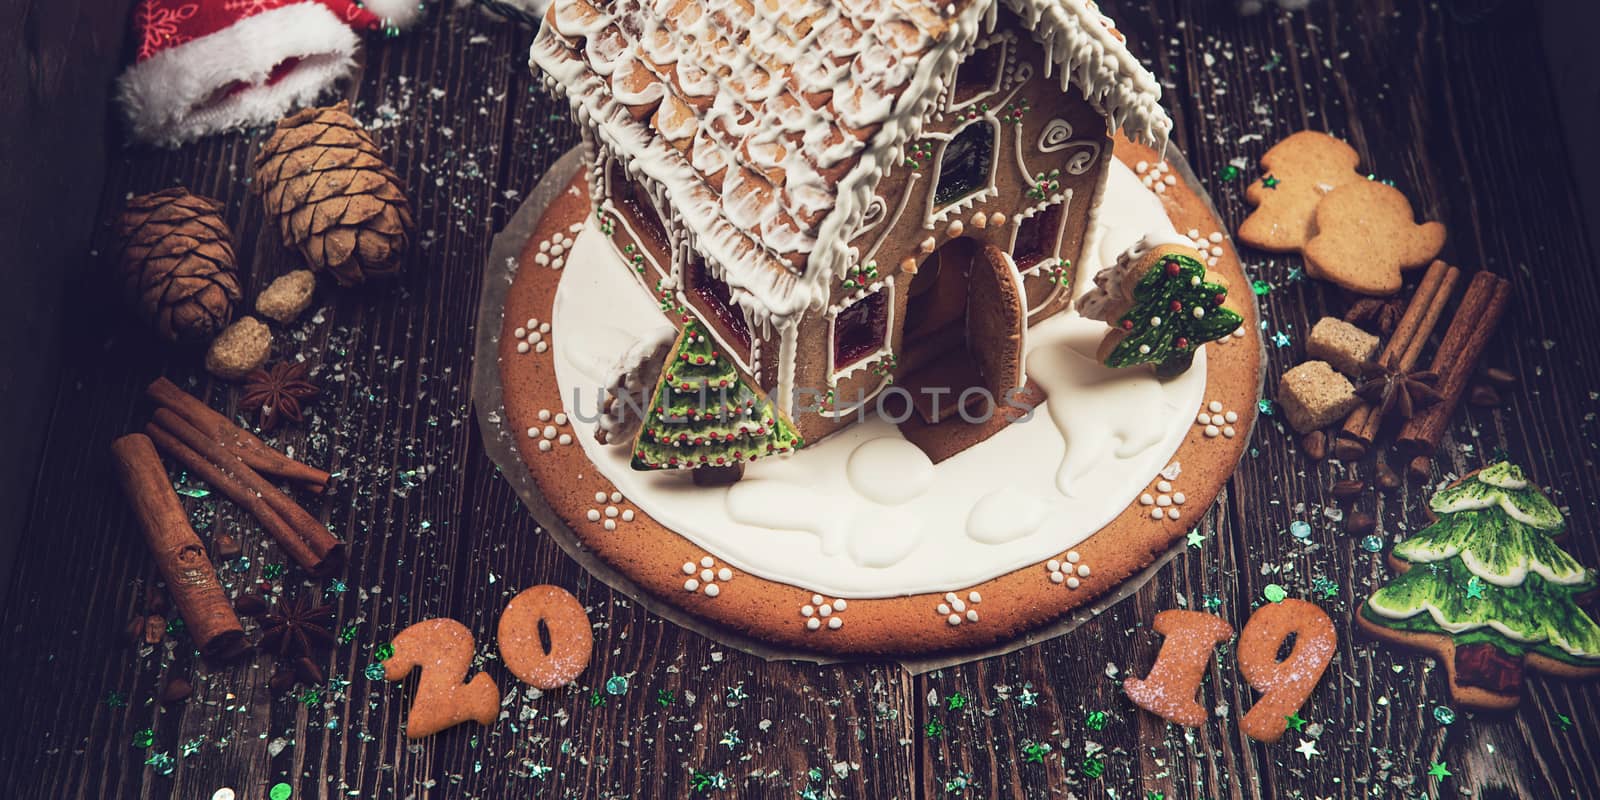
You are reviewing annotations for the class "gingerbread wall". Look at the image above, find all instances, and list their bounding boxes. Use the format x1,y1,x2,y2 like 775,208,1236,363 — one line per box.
788,12,1113,442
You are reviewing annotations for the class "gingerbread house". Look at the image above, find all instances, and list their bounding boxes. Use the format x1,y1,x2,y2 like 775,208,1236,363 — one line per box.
531,0,1172,450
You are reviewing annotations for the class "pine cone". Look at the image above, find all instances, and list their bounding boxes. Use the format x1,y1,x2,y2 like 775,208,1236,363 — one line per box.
254,102,413,286
116,189,243,342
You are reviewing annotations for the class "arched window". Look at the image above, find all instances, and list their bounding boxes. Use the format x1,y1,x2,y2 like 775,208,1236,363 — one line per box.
933,121,995,207
607,159,668,253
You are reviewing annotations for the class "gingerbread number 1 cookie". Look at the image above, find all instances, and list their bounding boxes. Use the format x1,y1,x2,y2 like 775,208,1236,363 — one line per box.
384,618,503,739
1123,610,1236,726
498,585,594,689
1237,599,1337,743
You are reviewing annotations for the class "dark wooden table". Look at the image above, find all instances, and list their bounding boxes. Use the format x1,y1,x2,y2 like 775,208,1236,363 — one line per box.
4,2,1599,798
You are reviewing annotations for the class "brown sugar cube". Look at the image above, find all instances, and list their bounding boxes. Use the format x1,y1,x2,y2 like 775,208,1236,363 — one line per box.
1277,360,1360,433
205,317,272,380
255,270,316,323
1307,317,1379,377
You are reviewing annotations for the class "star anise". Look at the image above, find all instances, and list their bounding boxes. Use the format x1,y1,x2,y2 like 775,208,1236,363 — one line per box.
249,593,337,692
1357,357,1444,422
257,594,337,659
240,361,319,432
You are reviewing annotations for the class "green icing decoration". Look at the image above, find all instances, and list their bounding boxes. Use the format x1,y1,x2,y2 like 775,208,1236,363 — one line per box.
1104,253,1243,377
1363,462,1600,670
632,319,803,471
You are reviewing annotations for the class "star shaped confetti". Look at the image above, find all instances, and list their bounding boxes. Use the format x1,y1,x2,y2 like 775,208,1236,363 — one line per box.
1557,713,1574,731
1466,576,1485,599
1186,530,1206,548
947,692,967,711
657,689,676,707
924,721,945,739
1257,398,1275,415
1272,331,1292,348
1427,762,1451,780
1085,710,1108,730
1016,687,1039,708
1262,174,1281,189
1285,712,1307,731
1295,739,1320,760
1021,741,1049,763
1286,266,1305,282
1081,757,1105,778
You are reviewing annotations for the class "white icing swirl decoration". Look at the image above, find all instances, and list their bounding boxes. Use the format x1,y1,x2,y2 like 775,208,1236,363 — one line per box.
1037,118,1103,176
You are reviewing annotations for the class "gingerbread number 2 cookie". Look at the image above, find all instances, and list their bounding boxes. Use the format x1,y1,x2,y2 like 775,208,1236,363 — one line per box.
385,618,503,739
498,585,594,689
1124,610,1236,726
1237,599,1337,743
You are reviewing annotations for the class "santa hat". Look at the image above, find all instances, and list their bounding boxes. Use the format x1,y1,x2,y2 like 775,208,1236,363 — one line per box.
117,0,426,147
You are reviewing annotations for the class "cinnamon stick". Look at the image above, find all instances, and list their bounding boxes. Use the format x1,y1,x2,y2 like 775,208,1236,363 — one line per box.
147,378,331,493
1338,261,1461,452
148,408,344,575
111,434,244,659
1399,272,1512,454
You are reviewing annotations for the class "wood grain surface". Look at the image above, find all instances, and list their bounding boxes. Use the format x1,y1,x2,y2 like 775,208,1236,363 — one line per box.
1,2,1597,798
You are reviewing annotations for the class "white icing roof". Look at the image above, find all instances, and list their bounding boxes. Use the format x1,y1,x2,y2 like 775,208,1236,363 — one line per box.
532,0,1172,322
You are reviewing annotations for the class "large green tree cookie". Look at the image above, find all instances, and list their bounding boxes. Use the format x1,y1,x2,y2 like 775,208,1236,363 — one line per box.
1360,461,1600,709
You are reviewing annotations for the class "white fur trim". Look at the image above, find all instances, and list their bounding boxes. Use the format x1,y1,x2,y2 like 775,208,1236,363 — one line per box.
360,0,426,29
116,4,359,148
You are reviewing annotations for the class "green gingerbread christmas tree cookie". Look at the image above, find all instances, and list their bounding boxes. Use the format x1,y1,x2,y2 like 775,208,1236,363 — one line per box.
1359,461,1600,709
631,318,802,485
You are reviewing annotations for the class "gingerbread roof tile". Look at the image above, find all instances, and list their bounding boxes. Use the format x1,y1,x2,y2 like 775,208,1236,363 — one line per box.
532,0,1171,322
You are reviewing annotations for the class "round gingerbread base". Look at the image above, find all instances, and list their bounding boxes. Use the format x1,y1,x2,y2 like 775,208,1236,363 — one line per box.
477,139,1263,657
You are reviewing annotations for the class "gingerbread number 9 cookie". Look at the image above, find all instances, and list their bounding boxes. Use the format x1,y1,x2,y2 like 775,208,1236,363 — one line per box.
1237,599,1337,743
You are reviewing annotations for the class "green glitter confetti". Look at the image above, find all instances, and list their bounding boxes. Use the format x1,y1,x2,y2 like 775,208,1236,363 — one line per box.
1016,687,1039,708
924,721,945,739
325,579,347,595
269,783,293,800
175,486,211,499
604,675,629,695
1251,279,1273,296
1085,710,1108,730
1427,761,1451,780
529,763,553,780
374,642,394,661
689,770,727,792
1146,793,1165,800
1262,174,1281,189
943,771,974,794
1285,712,1306,731
1219,164,1241,181
657,688,675,707
1263,584,1288,603
180,736,205,757
1289,520,1312,539
1361,535,1385,553
1203,593,1222,610
1021,741,1049,763
165,617,185,634
1081,757,1105,779
339,623,360,644
726,684,747,704
231,556,252,572
1257,398,1274,415
1271,331,1292,348
1557,713,1573,731
298,688,321,707
946,692,966,711
1186,530,1206,548
262,563,285,579
1311,576,1338,598
1433,706,1456,726
718,729,741,749
145,752,175,776
589,691,606,708
132,728,155,748
105,691,127,709
364,663,385,681
1286,266,1305,282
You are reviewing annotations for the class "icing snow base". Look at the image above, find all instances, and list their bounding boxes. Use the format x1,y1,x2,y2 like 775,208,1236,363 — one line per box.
551,160,1205,598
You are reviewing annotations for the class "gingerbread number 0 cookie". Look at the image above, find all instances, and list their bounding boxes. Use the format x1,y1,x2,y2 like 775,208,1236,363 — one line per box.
497,584,594,689
384,618,502,739
1237,599,1337,743
1123,610,1236,726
